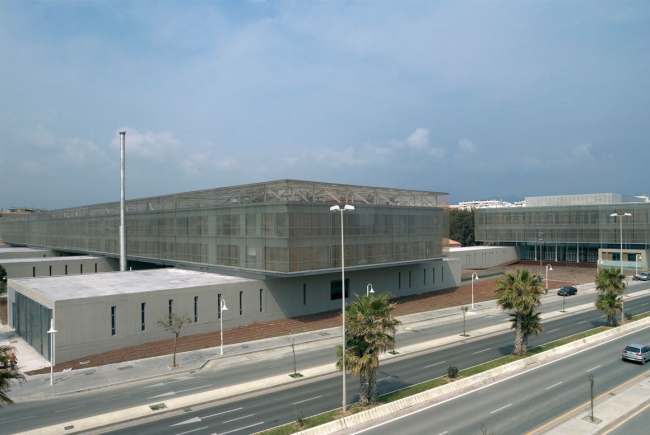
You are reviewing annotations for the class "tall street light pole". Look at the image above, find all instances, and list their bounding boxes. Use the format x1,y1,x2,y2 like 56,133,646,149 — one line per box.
330,204,355,413
47,318,57,386
471,272,479,310
611,212,631,323
220,299,228,355
545,264,553,295
366,283,374,297
636,254,642,276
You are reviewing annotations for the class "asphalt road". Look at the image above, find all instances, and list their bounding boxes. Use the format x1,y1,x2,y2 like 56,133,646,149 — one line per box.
341,326,650,435
3,283,650,434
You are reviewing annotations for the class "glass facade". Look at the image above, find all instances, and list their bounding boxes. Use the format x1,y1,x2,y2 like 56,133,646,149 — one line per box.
0,180,448,275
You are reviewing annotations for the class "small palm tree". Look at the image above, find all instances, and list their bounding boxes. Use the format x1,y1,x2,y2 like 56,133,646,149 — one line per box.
595,267,626,295
595,292,623,326
510,309,543,354
495,269,543,356
1,345,25,407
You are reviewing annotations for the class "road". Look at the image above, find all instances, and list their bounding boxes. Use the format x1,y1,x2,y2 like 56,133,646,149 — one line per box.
340,325,650,435
3,283,650,434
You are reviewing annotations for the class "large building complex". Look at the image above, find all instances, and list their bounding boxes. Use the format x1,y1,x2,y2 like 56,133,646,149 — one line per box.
475,193,650,271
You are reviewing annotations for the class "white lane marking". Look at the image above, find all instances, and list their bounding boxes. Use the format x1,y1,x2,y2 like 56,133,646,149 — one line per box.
642,303,649,306
472,348,491,354
587,365,602,372
217,421,264,434
577,320,588,324
202,407,243,419
175,426,209,435
268,363,286,368
377,377,391,382
437,432,448,435
149,384,213,399
546,382,562,390
223,414,255,424
490,403,512,414
0,415,36,424
173,417,202,426
547,328,560,333
424,361,446,368
102,395,131,403
54,405,86,413
292,395,322,405
348,322,650,435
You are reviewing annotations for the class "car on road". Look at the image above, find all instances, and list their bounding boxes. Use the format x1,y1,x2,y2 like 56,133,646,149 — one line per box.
622,344,650,364
633,272,650,281
557,286,578,296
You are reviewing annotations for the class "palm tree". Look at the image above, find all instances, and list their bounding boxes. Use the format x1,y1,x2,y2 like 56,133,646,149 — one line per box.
595,291,623,327
1,345,25,407
495,269,543,356
336,293,400,405
510,309,543,354
595,267,626,295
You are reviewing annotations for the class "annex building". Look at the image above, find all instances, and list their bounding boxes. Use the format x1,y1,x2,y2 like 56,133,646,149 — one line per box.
475,193,650,271
0,180,458,363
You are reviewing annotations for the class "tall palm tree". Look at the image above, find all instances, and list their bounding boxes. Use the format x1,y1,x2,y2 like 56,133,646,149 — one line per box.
495,269,543,356
1,345,25,407
510,309,544,354
595,267,626,295
336,293,400,405
596,291,623,327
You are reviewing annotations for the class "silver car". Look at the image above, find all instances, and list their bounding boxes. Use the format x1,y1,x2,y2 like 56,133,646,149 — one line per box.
622,344,650,364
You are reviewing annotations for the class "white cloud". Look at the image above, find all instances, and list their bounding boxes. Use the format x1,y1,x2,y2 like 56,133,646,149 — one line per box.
180,153,239,177
110,128,181,162
458,138,477,153
62,138,106,164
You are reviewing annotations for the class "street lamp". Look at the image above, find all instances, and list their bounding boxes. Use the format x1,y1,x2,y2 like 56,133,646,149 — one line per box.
471,272,479,310
366,283,374,297
538,232,544,274
330,203,355,413
220,299,228,356
545,264,553,295
636,254,642,276
611,212,631,323
47,319,57,386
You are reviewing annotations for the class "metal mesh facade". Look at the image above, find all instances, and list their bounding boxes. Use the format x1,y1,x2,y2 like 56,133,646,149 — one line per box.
0,180,448,275
525,193,645,207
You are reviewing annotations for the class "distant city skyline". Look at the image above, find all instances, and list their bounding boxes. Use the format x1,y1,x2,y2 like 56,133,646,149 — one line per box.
1,1,648,210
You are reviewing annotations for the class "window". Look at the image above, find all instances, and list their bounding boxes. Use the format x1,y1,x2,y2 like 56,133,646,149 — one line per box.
441,267,444,282
111,306,116,336
168,299,173,317
95,263,98,273
65,265,68,275
239,291,243,316
330,279,350,300
398,272,401,290
432,268,435,283
409,271,412,288
218,294,222,319
49,266,52,277
303,284,307,305
194,296,199,322
32,267,35,278
423,269,426,285
80,264,83,274
259,289,263,313
141,303,146,331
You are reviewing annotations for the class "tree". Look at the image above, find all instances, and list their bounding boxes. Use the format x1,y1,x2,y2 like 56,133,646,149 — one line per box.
0,264,7,294
157,313,192,368
336,293,400,405
448,209,477,247
510,309,543,352
1,345,25,407
594,267,626,326
495,269,543,356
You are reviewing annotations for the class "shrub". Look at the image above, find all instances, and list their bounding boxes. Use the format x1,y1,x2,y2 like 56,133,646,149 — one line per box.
447,366,459,379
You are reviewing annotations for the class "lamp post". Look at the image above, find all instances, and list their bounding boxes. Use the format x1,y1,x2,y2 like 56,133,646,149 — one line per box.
545,264,553,295
330,203,355,413
366,283,374,297
471,272,479,310
611,212,631,323
47,319,57,386
220,299,228,356
636,254,642,276
538,232,544,275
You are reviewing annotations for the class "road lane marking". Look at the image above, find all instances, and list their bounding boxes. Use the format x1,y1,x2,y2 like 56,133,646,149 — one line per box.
175,426,209,435
54,405,86,413
577,320,588,324
0,415,36,424
546,382,562,390
472,348,490,354
223,414,255,424
268,363,286,368
202,407,243,419
292,396,322,405
102,395,131,403
490,403,512,414
546,328,560,333
587,365,601,372
424,361,446,368
642,303,649,306
149,384,213,399
377,377,391,382
218,421,264,434
437,432,448,435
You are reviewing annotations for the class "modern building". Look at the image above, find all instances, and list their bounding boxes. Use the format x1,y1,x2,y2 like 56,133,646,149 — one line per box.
475,193,650,271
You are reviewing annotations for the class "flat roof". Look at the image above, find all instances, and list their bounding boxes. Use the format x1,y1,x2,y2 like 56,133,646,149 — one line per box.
0,255,101,264
0,247,49,253
448,246,506,252
9,268,257,301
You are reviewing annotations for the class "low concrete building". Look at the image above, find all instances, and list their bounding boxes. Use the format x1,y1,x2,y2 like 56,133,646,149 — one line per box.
447,246,518,270
0,247,58,260
0,256,118,280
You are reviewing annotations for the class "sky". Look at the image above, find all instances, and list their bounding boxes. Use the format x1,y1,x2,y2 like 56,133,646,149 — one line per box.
1,0,648,210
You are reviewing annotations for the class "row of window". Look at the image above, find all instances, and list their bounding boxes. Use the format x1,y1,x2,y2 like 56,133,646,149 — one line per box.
32,263,99,278
397,266,444,290
110,289,265,336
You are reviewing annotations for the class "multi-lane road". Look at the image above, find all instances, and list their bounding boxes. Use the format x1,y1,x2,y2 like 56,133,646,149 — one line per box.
3,283,650,434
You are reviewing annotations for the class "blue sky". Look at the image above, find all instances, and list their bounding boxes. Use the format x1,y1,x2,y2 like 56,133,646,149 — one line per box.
1,1,648,210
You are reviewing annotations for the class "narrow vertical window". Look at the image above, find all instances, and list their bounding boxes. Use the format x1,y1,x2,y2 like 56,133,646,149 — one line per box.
32,267,36,278
194,296,199,322
141,302,146,331
433,268,436,283
259,289,263,313
398,272,401,290
168,299,173,317
239,291,243,316
409,270,412,288
111,306,116,336
423,269,426,285
80,264,83,274
49,266,52,276
303,284,307,305
218,294,222,319
95,263,98,273
441,267,444,282
65,265,68,275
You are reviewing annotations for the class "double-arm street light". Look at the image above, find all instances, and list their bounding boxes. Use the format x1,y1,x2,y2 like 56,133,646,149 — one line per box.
471,273,479,310
366,283,375,297
330,203,355,413
220,298,228,356
611,212,631,323
545,264,553,295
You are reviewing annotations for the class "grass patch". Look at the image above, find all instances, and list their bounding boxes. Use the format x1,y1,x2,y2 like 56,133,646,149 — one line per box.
378,377,448,403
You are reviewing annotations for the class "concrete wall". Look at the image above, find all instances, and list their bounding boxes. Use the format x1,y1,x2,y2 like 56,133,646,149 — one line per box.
447,246,518,269
0,248,58,260
1,257,119,280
